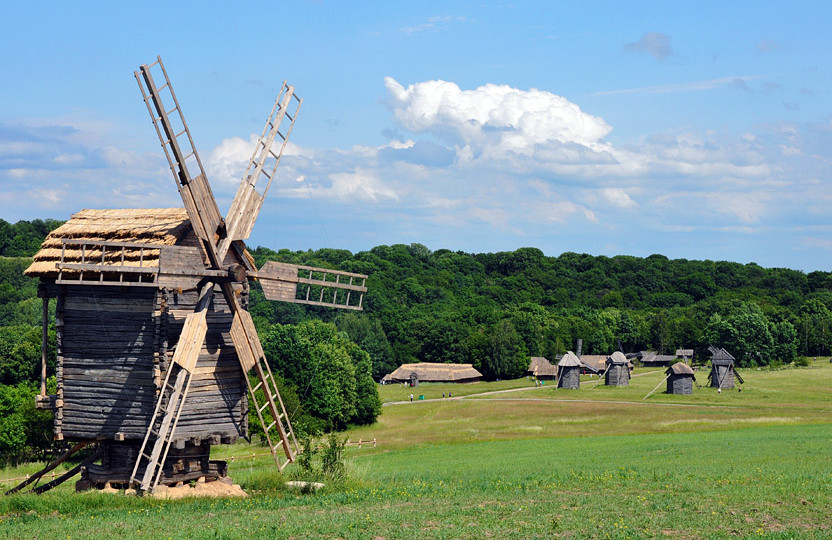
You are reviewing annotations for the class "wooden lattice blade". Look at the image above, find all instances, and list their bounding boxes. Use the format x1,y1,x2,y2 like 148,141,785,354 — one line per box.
171,311,208,372
220,83,301,258
136,57,223,264
255,261,367,311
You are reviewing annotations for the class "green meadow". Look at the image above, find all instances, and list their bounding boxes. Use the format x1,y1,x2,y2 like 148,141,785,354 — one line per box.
1,360,831,539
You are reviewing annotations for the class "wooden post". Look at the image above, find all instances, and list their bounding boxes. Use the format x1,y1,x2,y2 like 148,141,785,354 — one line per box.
644,375,670,400
41,296,48,397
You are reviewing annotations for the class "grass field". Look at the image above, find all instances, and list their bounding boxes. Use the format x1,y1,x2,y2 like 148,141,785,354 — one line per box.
1,360,831,539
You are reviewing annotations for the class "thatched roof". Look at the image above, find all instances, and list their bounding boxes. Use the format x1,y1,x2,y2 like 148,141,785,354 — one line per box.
666,362,696,377
641,351,677,365
527,357,556,377
557,351,582,367
383,362,482,383
578,355,606,373
607,351,629,365
26,208,192,277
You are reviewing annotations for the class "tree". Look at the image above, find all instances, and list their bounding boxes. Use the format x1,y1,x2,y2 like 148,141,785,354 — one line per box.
480,319,526,380
335,312,395,380
770,320,798,365
261,320,380,429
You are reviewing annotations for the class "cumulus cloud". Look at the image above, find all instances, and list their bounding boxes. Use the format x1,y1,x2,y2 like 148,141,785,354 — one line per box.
384,77,613,160
624,32,674,62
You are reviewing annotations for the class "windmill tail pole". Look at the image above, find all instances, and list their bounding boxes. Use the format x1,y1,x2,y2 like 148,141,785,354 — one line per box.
590,367,609,389
643,375,670,400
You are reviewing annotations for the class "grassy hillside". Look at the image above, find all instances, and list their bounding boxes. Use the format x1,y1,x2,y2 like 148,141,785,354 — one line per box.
1,361,831,538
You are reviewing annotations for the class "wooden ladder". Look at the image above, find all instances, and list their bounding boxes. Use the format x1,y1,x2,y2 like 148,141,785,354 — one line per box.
130,362,193,492
247,353,299,471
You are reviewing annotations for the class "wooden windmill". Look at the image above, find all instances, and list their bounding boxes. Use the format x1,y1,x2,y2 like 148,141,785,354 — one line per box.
21,57,367,494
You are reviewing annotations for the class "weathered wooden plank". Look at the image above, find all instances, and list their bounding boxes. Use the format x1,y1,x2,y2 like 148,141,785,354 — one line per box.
64,296,157,312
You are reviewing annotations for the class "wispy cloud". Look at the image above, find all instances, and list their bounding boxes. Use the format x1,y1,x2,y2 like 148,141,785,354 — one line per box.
594,75,763,96
623,32,674,62
399,15,466,35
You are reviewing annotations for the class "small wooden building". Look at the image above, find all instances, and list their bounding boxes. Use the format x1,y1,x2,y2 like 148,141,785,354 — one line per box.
526,357,556,380
640,351,677,367
577,355,605,375
666,362,696,395
675,349,694,364
605,351,630,387
557,351,582,389
709,348,743,389
25,208,251,487
382,362,483,385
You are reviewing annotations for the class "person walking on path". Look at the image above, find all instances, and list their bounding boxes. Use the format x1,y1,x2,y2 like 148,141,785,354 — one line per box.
409,393,413,402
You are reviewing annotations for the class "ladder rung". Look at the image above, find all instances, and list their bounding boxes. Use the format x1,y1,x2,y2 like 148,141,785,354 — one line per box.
266,421,276,431
158,82,169,92
251,381,263,394
166,107,178,117
259,402,270,414
175,128,187,139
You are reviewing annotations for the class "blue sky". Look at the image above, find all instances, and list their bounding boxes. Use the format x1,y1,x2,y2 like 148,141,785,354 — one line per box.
3,1,832,271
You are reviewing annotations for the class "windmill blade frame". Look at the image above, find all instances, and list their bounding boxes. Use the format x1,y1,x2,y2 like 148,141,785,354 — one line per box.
130,57,305,492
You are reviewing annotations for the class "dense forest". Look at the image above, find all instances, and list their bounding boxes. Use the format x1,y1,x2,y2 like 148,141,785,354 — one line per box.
249,244,831,379
1,217,831,460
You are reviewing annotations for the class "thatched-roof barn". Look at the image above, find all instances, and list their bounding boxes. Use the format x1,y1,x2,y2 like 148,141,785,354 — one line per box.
526,357,556,379
577,355,605,374
666,362,696,395
382,363,483,385
557,351,582,389
709,348,743,389
640,351,677,367
25,208,253,486
675,349,694,363
605,351,630,387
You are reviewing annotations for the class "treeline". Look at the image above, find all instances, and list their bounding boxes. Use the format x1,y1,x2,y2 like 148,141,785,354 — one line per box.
250,245,832,379
0,219,62,464
0,219,63,258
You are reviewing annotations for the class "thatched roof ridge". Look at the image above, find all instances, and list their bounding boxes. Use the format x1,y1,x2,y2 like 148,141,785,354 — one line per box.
383,362,483,382
607,351,628,365
25,208,192,277
666,362,695,376
557,351,582,367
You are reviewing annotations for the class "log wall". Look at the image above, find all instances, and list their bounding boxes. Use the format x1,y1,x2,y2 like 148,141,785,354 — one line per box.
605,364,630,387
710,365,735,388
57,286,160,440
557,367,580,389
666,374,693,395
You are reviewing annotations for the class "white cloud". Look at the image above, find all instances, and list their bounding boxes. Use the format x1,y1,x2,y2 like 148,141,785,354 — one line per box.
384,77,613,158
599,188,637,209
206,135,259,187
